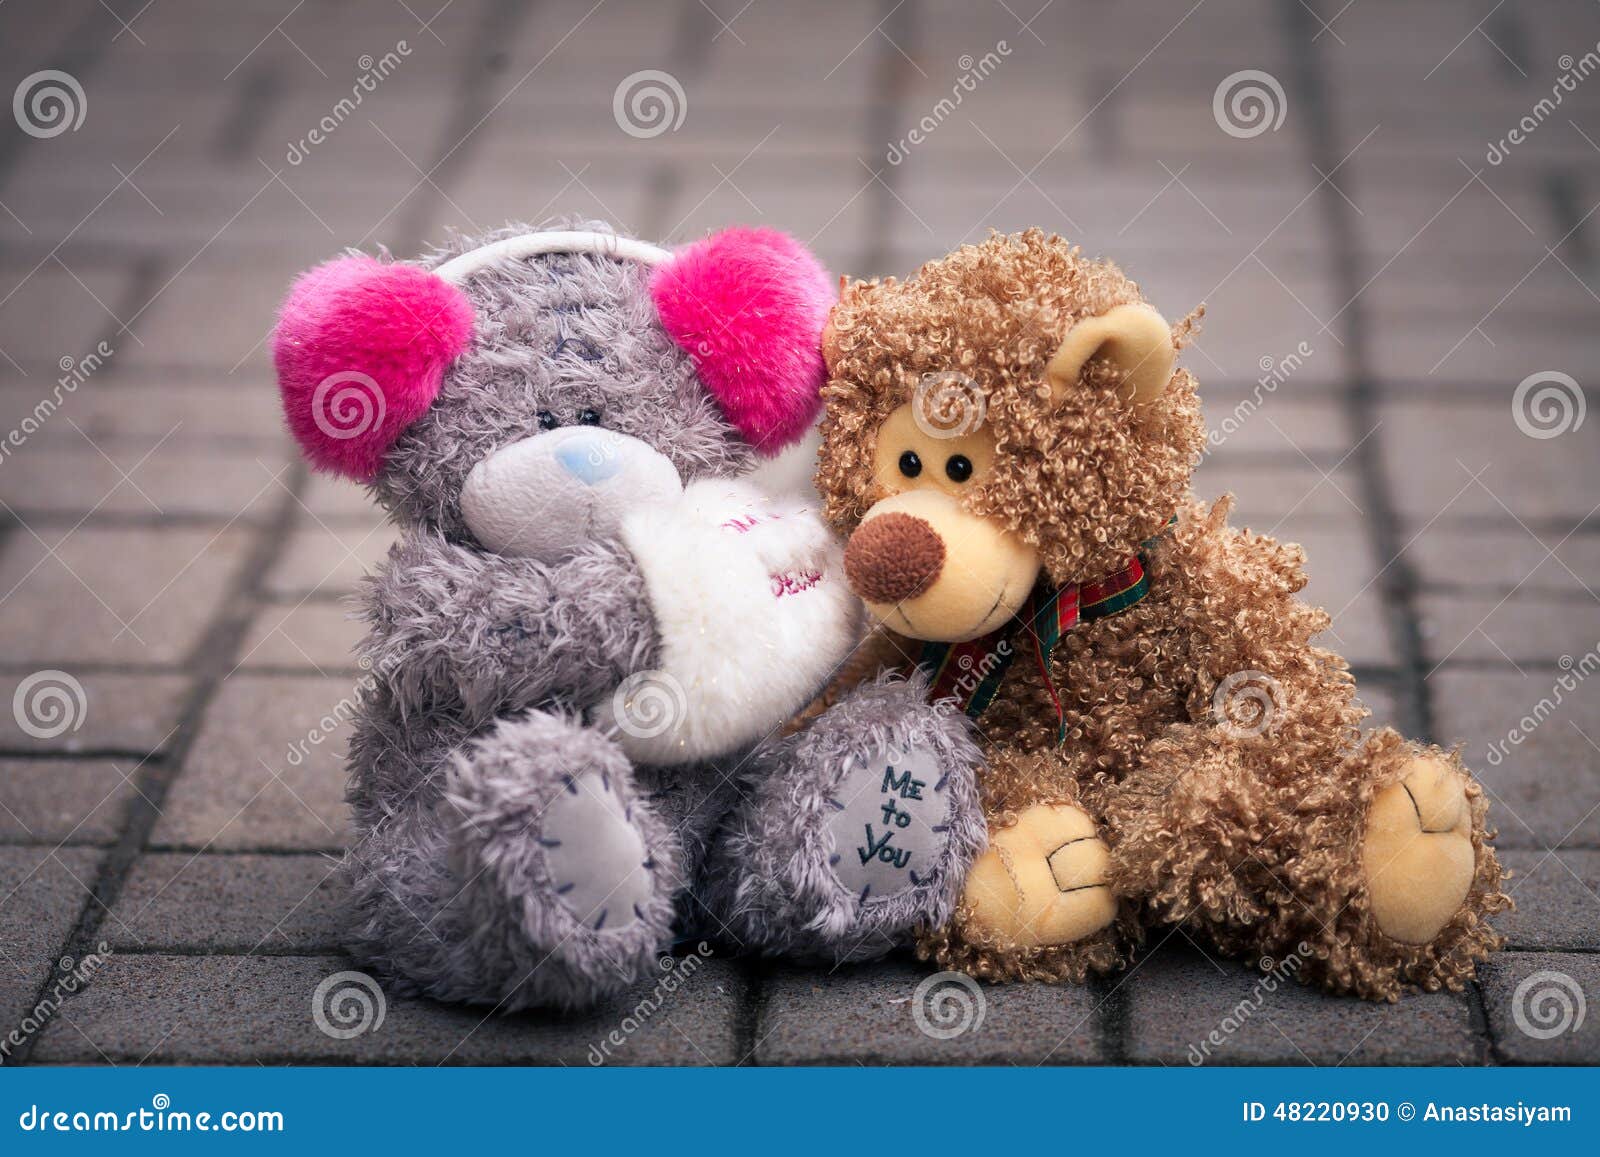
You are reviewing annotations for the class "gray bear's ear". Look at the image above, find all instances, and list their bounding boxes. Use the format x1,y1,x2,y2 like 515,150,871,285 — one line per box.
649,227,834,455
272,255,476,481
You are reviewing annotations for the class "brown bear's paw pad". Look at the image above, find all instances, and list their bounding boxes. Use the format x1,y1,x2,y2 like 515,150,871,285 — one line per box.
1362,756,1475,945
959,803,1118,949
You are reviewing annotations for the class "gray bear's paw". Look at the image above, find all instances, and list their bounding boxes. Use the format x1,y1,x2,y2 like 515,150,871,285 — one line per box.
824,737,953,904
702,674,985,963
542,766,657,931
445,711,681,1010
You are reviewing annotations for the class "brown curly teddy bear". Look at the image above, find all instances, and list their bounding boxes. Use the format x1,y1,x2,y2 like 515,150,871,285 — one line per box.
814,229,1508,1000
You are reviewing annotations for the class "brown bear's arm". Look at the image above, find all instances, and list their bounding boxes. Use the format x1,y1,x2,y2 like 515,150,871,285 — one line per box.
1158,495,1364,759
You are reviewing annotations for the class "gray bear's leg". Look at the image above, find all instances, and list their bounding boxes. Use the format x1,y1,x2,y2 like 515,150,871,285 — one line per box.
345,710,680,1012
699,675,985,963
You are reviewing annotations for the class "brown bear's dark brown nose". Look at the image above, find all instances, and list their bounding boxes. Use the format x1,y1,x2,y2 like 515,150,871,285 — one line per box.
844,512,946,605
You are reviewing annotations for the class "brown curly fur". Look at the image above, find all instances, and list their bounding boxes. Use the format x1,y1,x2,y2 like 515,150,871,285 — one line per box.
814,230,1508,1000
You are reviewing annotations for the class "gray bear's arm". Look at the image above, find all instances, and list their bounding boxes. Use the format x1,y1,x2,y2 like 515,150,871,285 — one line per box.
359,530,657,722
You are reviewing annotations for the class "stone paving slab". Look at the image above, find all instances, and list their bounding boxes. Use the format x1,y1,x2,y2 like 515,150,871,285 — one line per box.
754,957,1104,1065
0,445,290,521
1123,947,1481,1066
1419,592,1600,667
150,675,356,852
1404,526,1600,596
1275,523,1396,667
0,846,104,1040
1192,394,1349,457
0,671,190,756
1479,952,1600,1064
1191,461,1370,523
32,953,748,1065
237,603,364,671
119,269,331,375
1377,400,1599,524
0,268,133,374
299,474,388,522
0,526,252,666
1430,669,1600,850
0,758,143,844
1495,850,1600,952
0,380,288,446
109,852,344,954
264,525,399,601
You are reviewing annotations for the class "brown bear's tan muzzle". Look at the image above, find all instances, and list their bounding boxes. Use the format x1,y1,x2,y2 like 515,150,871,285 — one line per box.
843,489,1040,643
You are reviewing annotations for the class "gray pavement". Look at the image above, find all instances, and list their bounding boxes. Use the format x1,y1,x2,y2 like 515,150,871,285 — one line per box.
0,0,1597,1065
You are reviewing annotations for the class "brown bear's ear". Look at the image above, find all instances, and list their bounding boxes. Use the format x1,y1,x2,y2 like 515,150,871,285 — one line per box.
1045,302,1175,407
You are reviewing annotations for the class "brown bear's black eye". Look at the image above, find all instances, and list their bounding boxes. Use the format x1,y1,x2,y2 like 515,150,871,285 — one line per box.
898,450,922,478
944,454,973,483
578,408,602,426
537,410,559,431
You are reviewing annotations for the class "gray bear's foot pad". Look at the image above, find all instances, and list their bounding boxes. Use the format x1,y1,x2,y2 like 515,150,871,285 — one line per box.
824,742,952,903
543,771,655,930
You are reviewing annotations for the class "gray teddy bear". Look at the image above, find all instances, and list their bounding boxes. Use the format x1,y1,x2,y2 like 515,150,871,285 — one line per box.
271,220,985,1011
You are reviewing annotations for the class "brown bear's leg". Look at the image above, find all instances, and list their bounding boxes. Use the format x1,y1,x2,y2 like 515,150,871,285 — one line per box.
915,752,1134,983
1334,730,1509,997
1106,725,1508,1000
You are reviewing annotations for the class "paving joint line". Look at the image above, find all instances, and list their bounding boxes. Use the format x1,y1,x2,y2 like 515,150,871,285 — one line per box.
213,60,286,163
1282,0,1436,743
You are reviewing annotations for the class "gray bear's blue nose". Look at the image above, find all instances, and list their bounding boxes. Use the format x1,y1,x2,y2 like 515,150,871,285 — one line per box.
555,433,623,485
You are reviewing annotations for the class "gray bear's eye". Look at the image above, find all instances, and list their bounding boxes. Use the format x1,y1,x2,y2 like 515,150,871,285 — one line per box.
537,410,559,431
554,336,604,361
578,408,602,426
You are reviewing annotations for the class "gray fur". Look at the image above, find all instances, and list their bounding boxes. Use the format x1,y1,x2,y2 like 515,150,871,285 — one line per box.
336,220,987,1011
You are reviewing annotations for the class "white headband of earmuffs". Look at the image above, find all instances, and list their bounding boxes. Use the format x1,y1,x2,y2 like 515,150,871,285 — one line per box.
432,230,673,284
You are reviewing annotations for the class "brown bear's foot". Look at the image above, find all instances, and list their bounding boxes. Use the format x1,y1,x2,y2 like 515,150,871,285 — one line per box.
1300,738,1510,999
1362,754,1476,945
960,803,1118,949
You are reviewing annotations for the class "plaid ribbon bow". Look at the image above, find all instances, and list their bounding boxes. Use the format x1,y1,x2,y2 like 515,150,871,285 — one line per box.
915,517,1176,744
